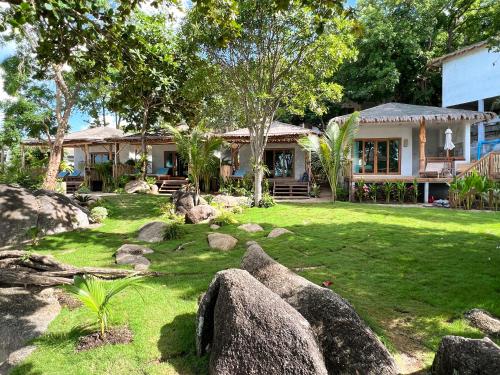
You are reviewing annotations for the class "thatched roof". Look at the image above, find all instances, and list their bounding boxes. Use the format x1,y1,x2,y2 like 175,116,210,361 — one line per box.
23,126,124,146
429,41,488,66
107,131,175,144
331,103,496,125
223,121,319,143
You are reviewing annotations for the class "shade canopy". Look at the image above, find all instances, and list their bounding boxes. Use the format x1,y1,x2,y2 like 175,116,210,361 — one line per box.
331,103,496,126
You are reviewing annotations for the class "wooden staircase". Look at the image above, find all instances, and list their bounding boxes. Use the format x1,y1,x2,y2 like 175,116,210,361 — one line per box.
456,152,500,181
272,180,310,199
158,179,189,195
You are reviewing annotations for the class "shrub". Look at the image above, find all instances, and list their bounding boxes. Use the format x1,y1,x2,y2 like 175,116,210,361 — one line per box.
212,209,238,226
258,192,276,208
77,185,91,194
369,183,378,203
203,194,214,204
310,183,321,198
395,182,406,204
145,176,157,187
163,221,185,240
355,180,365,203
117,175,132,188
73,193,92,205
90,206,108,223
383,182,394,203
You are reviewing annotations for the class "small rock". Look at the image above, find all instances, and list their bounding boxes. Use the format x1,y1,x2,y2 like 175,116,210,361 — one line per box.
116,253,150,269
116,244,154,256
185,205,217,224
124,180,150,194
211,195,252,208
464,309,500,338
149,184,159,195
238,223,264,233
210,224,220,230
267,228,293,238
137,221,167,243
431,335,500,375
207,233,238,251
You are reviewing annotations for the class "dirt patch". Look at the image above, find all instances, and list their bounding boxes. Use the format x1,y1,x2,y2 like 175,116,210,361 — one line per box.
76,327,133,352
54,290,82,310
386,316,429,374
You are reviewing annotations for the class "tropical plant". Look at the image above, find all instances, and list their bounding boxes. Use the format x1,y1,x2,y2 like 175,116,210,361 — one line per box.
93,162,114,193
145,176,157,187
395,182,406,204
383,182,394,203
355,179,365,203
166,125,224,205
212,209,238,226
412,179,419,204
63,274,145,337
259,192,276,208
90,207,108,223
369,184,378,203
163,221,185,240
310,183,321,198
474,175,492,210
299,112,360,202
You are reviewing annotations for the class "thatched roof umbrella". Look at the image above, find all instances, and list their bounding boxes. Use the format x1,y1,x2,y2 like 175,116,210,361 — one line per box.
331,103,495,174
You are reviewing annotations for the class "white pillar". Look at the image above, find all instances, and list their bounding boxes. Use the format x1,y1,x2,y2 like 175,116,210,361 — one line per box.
424,182,429,204
464,123,471,163
478,99,485,143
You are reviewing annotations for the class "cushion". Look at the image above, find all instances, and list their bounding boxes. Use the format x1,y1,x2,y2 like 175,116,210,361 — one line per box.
233,169,246,177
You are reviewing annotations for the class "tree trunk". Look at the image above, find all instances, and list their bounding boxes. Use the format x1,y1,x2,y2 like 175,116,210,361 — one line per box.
140,106,149,181
42,64,77,191
254,168,264,206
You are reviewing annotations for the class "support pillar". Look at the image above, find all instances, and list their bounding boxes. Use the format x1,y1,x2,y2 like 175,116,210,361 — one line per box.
20,144,25,170
478,99,485,143
464,123,471,162
424,182,429,204
419,118,427,174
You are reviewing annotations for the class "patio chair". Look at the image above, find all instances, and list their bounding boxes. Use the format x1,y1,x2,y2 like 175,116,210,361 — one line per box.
57,171,69,179
67,170,81,178
420,162,446,178
232,168,247,178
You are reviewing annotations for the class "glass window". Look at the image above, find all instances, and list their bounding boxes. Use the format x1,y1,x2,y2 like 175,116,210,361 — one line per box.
91,153,110,164
364,141,375,173
353,139,400,174
353,141,362,173
377,141,388,173
389,140,400,173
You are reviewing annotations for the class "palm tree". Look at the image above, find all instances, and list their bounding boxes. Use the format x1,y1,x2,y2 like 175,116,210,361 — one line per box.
64,274,145,338
166,125,224,204
298,112,359,202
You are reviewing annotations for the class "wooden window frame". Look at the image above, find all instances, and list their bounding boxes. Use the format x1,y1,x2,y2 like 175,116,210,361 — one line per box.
353,138,401,175
264,148,295,178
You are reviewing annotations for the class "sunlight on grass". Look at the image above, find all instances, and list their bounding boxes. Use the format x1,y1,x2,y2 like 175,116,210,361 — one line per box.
14,195,499,374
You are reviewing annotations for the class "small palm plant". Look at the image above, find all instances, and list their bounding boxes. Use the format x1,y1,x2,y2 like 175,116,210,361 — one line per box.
166,125,224,205
64,274,145,338
298,112,359,202
383,182,394,203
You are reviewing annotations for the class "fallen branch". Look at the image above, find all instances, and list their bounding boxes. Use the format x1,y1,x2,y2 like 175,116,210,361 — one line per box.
0,250,162,287
174,241,195,252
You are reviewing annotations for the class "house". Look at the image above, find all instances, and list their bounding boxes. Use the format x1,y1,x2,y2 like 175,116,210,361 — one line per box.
331,103,496,202
430,41,500,159
222,121,320,198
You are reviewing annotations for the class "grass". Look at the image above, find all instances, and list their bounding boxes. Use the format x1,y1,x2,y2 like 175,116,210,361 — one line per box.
12,195,500,374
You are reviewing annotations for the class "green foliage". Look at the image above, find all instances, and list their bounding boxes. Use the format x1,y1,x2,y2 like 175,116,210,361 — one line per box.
299,112,360,202
163,221,185,241
63,274,145,337
90,207,108,223
449,172,497,210
212,209,238,226
258,192,276,208
73,193,92,205
369,183,378,203
145,177,157,187
76,185,91,194
383,182,395,203
310,183,321,198
93,162,114,193
395,182,406,204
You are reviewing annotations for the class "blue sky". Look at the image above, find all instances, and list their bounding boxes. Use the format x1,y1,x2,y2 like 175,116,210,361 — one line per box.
1,0,356,132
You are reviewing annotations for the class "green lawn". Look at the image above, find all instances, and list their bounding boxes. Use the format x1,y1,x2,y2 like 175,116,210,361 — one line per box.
13,195,500,374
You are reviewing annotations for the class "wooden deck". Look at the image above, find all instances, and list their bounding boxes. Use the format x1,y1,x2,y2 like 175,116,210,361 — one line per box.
271,180,310,199
349,175,453,184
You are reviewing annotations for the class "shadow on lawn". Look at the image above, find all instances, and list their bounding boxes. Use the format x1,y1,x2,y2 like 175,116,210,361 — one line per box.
158,313,208,374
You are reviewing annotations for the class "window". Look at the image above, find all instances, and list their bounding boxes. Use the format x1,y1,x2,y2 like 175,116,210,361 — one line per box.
353,139,400,174
91,152,111,164
264,149,294,178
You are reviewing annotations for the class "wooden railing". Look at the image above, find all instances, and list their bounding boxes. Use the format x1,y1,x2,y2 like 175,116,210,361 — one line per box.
456,152,500,180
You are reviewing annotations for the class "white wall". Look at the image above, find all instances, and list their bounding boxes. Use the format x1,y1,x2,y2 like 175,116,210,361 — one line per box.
356,124,413,176
73,144,135,175
442,47,500,107
238,142,306,180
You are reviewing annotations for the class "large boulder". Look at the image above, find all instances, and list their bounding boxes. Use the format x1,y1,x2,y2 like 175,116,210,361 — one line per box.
171,190,196,214
211,195,251,208
431,335,500,375
197,269,328,375
464,309,500,338
137,221,167,243
207,233,238,251
124,180,150,194
241,243,397,375
185,205,217,224
0,185,90,248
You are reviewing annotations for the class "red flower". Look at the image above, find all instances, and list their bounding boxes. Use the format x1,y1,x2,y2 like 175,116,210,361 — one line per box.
322,280,333,287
